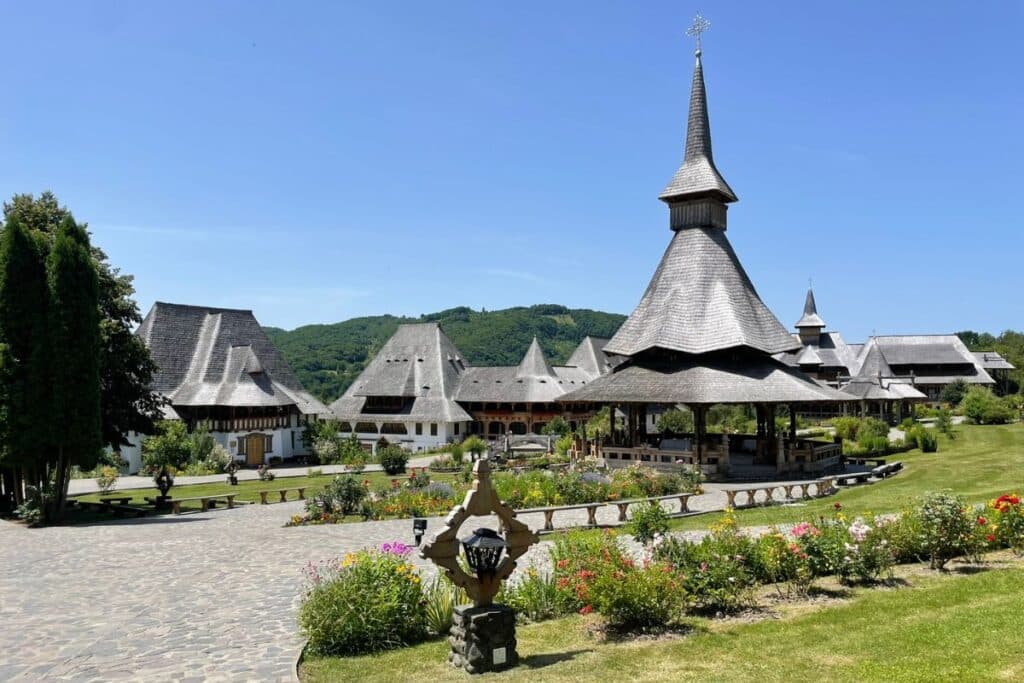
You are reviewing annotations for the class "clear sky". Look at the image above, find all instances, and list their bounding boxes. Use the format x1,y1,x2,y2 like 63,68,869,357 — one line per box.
2,2,1021,340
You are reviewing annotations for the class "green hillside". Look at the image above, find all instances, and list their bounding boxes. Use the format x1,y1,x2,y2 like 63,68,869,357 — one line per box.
264,304,627,402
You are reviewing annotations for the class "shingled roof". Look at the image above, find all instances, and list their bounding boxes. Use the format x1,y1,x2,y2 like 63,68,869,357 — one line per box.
566,336,618,376
602,227,801,356
562,350,851,405
137,302,326,414
330,322,471,423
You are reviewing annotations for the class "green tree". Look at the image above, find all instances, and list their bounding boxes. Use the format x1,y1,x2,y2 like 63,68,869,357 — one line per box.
541,416,571,437
0,216,50,505
461,436,487,461
47,215,103,518
3,193,163,454
585,406,614,440
939,378,969,406
961,387,1016,425
656,408,694,435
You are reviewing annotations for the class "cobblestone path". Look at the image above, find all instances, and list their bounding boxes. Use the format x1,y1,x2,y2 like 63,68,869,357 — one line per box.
0,479,823,681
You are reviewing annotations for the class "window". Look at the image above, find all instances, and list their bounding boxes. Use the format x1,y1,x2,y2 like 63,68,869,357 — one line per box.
264,434,273,452
454,423,460,435
430,423,438,436
415,423,423,435
291,431,296,450
238,438,247,455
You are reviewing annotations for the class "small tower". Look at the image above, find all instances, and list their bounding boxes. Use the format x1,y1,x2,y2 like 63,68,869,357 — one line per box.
795,287,826,345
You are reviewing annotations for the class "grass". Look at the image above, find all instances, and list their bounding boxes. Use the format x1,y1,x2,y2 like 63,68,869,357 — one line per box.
72,470,457,514
666,422,1024,532
300,559,1024,682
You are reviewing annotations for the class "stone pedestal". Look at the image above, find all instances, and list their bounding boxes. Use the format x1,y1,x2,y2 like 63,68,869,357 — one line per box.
449,604,518,674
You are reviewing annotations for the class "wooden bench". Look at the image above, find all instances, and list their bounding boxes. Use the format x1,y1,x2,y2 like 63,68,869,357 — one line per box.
171,494,238,515
847,456,886,467
613,493,696,522
257,487,306,504
517,502,603,531
98,496,132,506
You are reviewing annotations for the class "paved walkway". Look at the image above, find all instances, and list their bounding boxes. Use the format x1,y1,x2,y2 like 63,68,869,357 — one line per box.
0,478,829,682
68,457,438,495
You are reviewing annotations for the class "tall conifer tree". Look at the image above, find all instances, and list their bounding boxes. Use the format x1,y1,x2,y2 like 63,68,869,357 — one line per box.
0,216,49,505
46,216,102,516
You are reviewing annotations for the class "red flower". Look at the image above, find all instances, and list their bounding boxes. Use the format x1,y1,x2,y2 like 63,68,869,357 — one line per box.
834,502,842,510
977,516,987,526
579,604,593,615
986,534,997,543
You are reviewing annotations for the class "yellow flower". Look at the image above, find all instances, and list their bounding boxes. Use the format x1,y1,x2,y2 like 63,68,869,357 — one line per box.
341,553,356,568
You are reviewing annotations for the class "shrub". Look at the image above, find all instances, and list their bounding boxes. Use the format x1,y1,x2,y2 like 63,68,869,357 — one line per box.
541,416,571,437
755,531,813,596
429,454,460,471
203,444,232,473
986,493,1024,554
95,466,119,494
423,575,466,636
940,378,969,406
257,464,275,481
406,470,430,489
654,510,756,612
307,475,367,517
554,433,573,456
962,387,1017,425
587,561,687,631
299,544,427,656
832,417,862,441
913,491,980,569
498,567,565,623
462,436,487,460
448,444,464,465
379,444,409,475
906,425,938,452
141,420,192,473
855,434,891,455
629,501,670,546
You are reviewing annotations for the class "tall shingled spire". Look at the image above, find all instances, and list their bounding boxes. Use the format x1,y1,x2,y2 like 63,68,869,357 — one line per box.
795,287,826,329
660,17,737,231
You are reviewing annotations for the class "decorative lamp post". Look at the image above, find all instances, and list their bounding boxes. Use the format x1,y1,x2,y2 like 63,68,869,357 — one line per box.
420,457,538,674
412,517,428,546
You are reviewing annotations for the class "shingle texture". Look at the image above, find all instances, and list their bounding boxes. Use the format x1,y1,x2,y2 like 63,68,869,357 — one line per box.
137,302,326,414
795,288,826,329
972,351,1015,370
561,350,851,405
659,53,737,203
603,227,801,357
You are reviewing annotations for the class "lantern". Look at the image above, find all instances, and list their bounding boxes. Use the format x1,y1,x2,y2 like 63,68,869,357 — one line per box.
461,528,507,576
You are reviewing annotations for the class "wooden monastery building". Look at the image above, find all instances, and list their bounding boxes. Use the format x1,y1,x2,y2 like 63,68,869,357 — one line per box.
329,324,616,452
119,302,327,473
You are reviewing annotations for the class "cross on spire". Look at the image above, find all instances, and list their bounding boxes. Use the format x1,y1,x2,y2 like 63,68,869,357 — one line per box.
686,12,711,54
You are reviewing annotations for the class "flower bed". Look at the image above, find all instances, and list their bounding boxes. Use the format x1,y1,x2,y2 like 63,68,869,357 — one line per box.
298,490,1023,658
286,464,701,526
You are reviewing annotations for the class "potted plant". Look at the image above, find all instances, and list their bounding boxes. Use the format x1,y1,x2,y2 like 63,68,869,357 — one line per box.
225,460,240,486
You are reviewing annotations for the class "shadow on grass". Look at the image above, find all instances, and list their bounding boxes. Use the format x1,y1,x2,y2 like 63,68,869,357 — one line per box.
521,649,593,669
948,564,993,575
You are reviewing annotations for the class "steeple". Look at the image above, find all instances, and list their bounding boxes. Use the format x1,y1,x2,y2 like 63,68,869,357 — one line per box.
795,287,826,344
660,22,737,231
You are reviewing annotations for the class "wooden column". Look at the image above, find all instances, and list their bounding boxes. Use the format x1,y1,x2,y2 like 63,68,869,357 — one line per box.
766,404,777,462
789,404,798,442
694,406,706,465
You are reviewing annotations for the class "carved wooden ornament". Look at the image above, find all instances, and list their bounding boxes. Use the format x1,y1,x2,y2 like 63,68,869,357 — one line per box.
420,458,539,606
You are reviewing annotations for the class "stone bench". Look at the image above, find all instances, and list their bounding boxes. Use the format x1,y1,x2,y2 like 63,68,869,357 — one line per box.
79,500,148,518
171,494,238,515
836,472,871,487
98,496,132,506
517,502,603,531
725,479,835,508
613,493,696,522
257,488,306,504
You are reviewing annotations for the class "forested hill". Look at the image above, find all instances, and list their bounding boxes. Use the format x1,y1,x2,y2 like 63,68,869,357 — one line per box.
264,304,627,402
957,330,1024,393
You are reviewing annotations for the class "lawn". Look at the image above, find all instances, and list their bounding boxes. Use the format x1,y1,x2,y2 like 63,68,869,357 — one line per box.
300,559,1024,682
668,422,1024,532
72,470,455,513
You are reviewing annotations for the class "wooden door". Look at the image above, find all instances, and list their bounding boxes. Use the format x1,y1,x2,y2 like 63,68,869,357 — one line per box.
246,434,265,466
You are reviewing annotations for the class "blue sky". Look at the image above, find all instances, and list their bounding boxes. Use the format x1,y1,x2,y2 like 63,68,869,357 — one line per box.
2,2,1021,340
